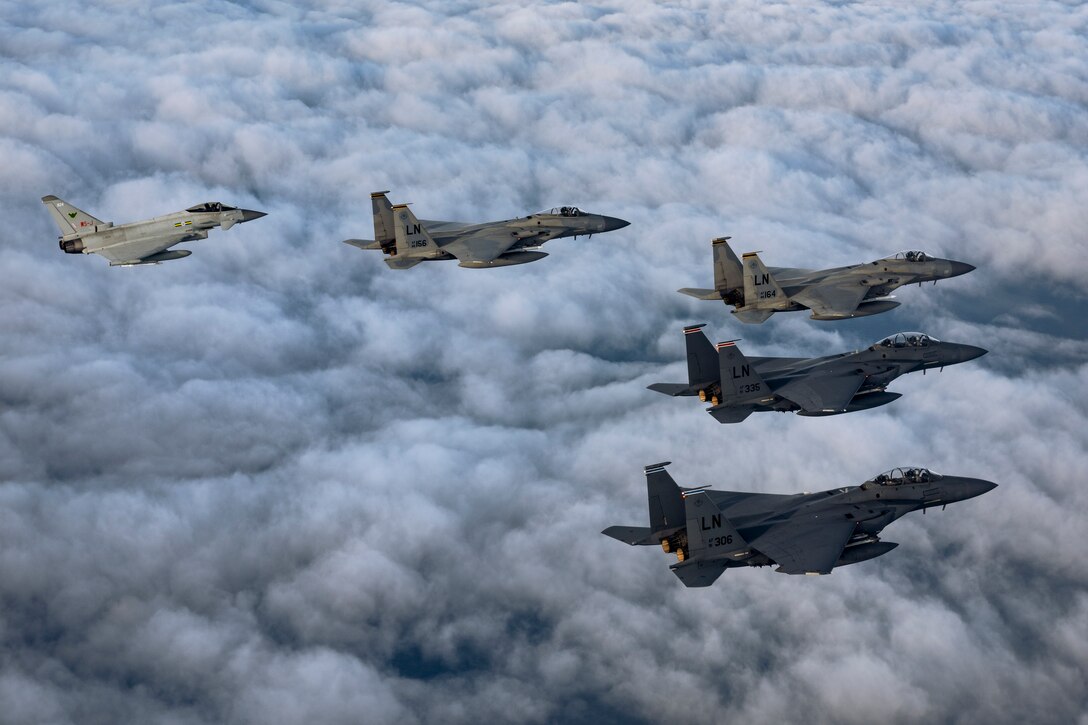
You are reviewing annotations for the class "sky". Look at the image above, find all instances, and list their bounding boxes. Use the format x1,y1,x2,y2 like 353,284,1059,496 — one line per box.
1,1,1087,723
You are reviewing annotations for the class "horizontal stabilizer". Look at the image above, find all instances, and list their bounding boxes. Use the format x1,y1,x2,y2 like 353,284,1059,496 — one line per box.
678,287,722,301
343,238,381,251
670,558,729,587
647,382,694,397
384,257,424,270
732,308,775,324
708,405,756,424
601,526,656,546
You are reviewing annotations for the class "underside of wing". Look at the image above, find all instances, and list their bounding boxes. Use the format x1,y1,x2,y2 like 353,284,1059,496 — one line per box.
442,228,517,264
751,517,857,575
775,372,865,414
94,238,181,265
791,280,869,318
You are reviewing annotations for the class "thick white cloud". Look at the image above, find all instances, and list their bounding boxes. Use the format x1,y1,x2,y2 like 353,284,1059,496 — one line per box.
1,1,1086,723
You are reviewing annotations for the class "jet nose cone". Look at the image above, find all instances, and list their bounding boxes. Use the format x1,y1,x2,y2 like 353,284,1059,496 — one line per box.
940,342,987,365
944,477,997,503
947,261,976,278
602,216,630,232
240,209,267,223
960,344,988,362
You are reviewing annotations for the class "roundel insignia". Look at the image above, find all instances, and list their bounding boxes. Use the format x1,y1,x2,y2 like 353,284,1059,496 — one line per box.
399,212,408,221
694,498,703,507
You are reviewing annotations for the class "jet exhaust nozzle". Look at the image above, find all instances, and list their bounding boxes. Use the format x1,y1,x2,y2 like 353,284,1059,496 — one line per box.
60,239,85,254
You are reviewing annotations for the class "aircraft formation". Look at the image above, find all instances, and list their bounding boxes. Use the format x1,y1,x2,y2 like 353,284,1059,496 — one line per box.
39,189,992,587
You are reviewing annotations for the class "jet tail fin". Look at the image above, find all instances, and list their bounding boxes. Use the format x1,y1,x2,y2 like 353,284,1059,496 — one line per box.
371,191,395,249
712,237,743,293
392,204,440,258
684,324,719,389
683,490,748,556
716,340,766,401
41,196,106,237
741,252,788,309
602,462,686,549
645,461,685,533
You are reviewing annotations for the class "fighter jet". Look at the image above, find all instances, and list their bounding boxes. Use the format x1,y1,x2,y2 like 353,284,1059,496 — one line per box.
603,461,996,587
343,191,629,269
41,196,266,266
679,237,975,323
648,324,986,423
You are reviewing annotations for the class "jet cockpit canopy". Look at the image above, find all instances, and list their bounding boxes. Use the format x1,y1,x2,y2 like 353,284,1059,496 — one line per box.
894,250,930,262
187,202,237,213
866,467,942,487
874,332,939,349
540,206,585,217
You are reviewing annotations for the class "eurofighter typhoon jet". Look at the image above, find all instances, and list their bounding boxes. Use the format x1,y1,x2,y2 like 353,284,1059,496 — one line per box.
343,191,629,269
648,325,986,423
679,237,975,323
603,462,996,587
42,196,266,266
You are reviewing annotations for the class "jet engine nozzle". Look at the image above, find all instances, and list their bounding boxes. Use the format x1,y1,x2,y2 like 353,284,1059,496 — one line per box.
60,239,85,254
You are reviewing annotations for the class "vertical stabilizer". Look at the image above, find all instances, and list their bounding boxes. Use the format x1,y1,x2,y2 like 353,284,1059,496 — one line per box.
716,340,765,401
712,237,743,293
41,196,106,237
645,462,685,533
371,191,394,249
683,490,747,556
741,252,788,309
684,324,719,388
392,204,440,258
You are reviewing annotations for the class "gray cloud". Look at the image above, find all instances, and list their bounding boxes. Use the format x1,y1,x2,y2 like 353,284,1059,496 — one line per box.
1,1,1086,723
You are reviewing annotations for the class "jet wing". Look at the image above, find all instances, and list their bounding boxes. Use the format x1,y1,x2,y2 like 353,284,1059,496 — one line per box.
791,281,869,318
94,239,178,265
92,230,206,265
775,372,865,414
442,227,518,264
751,516,857,575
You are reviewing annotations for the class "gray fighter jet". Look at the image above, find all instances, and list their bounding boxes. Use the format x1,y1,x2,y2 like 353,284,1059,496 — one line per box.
679,237,975,323
42,196,266,266
603,462,995,587
343,191,629,269
648,324,986,423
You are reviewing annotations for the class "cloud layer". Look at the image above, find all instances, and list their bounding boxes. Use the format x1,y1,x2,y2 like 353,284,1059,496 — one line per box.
1,1,1086,723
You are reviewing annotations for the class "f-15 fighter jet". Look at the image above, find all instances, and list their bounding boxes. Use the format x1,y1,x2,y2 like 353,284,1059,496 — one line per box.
42,196,266,266
679,237,975,323
343,191,629,269
648,325,986,423
603,461,996,587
